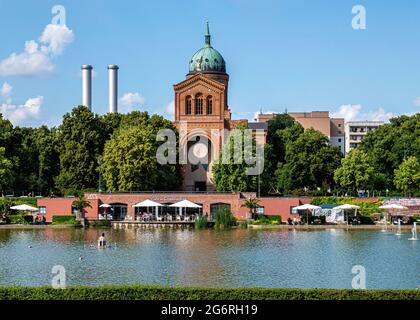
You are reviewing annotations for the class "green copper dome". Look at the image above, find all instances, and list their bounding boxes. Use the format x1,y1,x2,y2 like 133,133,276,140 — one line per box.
189,22,226,74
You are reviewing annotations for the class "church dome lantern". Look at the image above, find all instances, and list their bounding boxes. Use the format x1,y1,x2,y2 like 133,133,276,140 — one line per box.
189,22,226,74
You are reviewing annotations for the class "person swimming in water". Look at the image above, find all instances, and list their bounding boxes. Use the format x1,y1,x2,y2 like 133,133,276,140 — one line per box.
98,233,106,247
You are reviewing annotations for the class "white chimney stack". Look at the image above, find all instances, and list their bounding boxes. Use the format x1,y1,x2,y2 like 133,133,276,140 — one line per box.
81,65,93,110
108,65,119,113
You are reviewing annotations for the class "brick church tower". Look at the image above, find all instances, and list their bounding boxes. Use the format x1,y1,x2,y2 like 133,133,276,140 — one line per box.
173,23,240,191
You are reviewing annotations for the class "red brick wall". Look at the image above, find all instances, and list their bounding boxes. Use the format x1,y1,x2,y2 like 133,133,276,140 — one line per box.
37,198,75,223
38,193,312,223
238,197,312,221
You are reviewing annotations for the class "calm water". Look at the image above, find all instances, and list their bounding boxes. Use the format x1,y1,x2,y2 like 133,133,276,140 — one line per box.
0,228,419,289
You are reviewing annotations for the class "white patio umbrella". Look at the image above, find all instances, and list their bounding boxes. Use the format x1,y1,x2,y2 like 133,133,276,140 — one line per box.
379,204,408,210
169,200,202,218
99,203,111,220
379,204,408,230
133,200,164,219
293,204,321,225
10,204,38,212
334,204,360,225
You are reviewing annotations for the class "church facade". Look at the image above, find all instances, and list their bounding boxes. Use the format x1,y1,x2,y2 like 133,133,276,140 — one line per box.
173,23,266,191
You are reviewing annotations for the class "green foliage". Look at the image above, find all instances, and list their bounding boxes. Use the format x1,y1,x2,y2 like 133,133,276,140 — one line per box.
239,221,248,228
241,197,261,220
88,220,111,228
359,114,420,189
334,149,376,195
55,106,103,193
394,156,420,196
251,215,281,225
8,214,33,224
276,129,342,194
194,215,208,229
72,194,91,219
214,208,236,229
0,147,13,192
100,115,181,191
311,196,383,217
212,127,259,192
0,286,419,300
51,216,80,226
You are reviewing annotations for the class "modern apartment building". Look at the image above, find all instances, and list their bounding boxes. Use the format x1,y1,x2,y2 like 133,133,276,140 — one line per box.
257,111,345,153
345,121,384,153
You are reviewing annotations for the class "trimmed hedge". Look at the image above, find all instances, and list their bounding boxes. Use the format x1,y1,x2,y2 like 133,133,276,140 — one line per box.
0,286,419,300
88,220,111,228
52,215,80,226
8,214,33,225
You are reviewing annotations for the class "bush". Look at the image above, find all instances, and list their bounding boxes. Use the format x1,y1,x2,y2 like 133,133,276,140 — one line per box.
88,220,111,228
194,215,208,229
239,221,248,228
0,285,419,300
251,215,281,225
214,208,236,229
8,214,33,224
52,215,80,226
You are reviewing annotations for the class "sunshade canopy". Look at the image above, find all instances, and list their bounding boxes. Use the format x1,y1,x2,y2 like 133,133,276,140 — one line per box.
169,200,202,208
133,200,164,207
10,204,38,212
293,204,321,211
379,204,408,210
99,203,111,208
334,204,360,210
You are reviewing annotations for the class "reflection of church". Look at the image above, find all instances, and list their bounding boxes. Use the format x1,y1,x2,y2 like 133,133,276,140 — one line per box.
173,23,266,191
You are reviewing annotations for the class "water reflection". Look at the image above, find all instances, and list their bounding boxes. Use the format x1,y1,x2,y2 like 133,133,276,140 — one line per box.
0,228,418,289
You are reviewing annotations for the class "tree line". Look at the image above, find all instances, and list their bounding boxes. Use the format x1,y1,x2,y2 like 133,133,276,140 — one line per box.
0,106,181,196
213,113,420,196
0,106,418,197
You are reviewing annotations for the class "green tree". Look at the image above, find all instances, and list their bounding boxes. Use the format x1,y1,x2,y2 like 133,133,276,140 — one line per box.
35,126,60,194
72,193,92,220
0,147,13,194
334,149,375,195
212,127,258,192
241,197,261,220
0,114,14,154
360,114,420,189
55,106,103,193
275,129,342,194
101,123,181,192
262,115,303,194
394,156,420,196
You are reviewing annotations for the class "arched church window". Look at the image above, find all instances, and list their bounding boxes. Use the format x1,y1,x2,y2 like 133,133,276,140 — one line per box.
206,96,213,115
195,94,203,115
186,96,192,115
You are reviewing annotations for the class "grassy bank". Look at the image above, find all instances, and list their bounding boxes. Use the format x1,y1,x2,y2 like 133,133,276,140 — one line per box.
0,285,419,300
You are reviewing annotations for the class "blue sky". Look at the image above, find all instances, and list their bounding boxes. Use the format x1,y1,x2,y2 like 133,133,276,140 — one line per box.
0,0,419,127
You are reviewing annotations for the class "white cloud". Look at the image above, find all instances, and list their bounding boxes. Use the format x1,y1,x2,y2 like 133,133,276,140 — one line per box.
165,100,175,116
413,97,420,107
0,23,74,77
331,104,362,122
1,82,12,98
39,24,74,55
332,104,395,123
0,96,43,125
119,92,145,113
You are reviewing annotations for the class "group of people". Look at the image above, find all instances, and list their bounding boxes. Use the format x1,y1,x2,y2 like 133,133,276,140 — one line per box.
287,217,301,226
33,215,46,225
